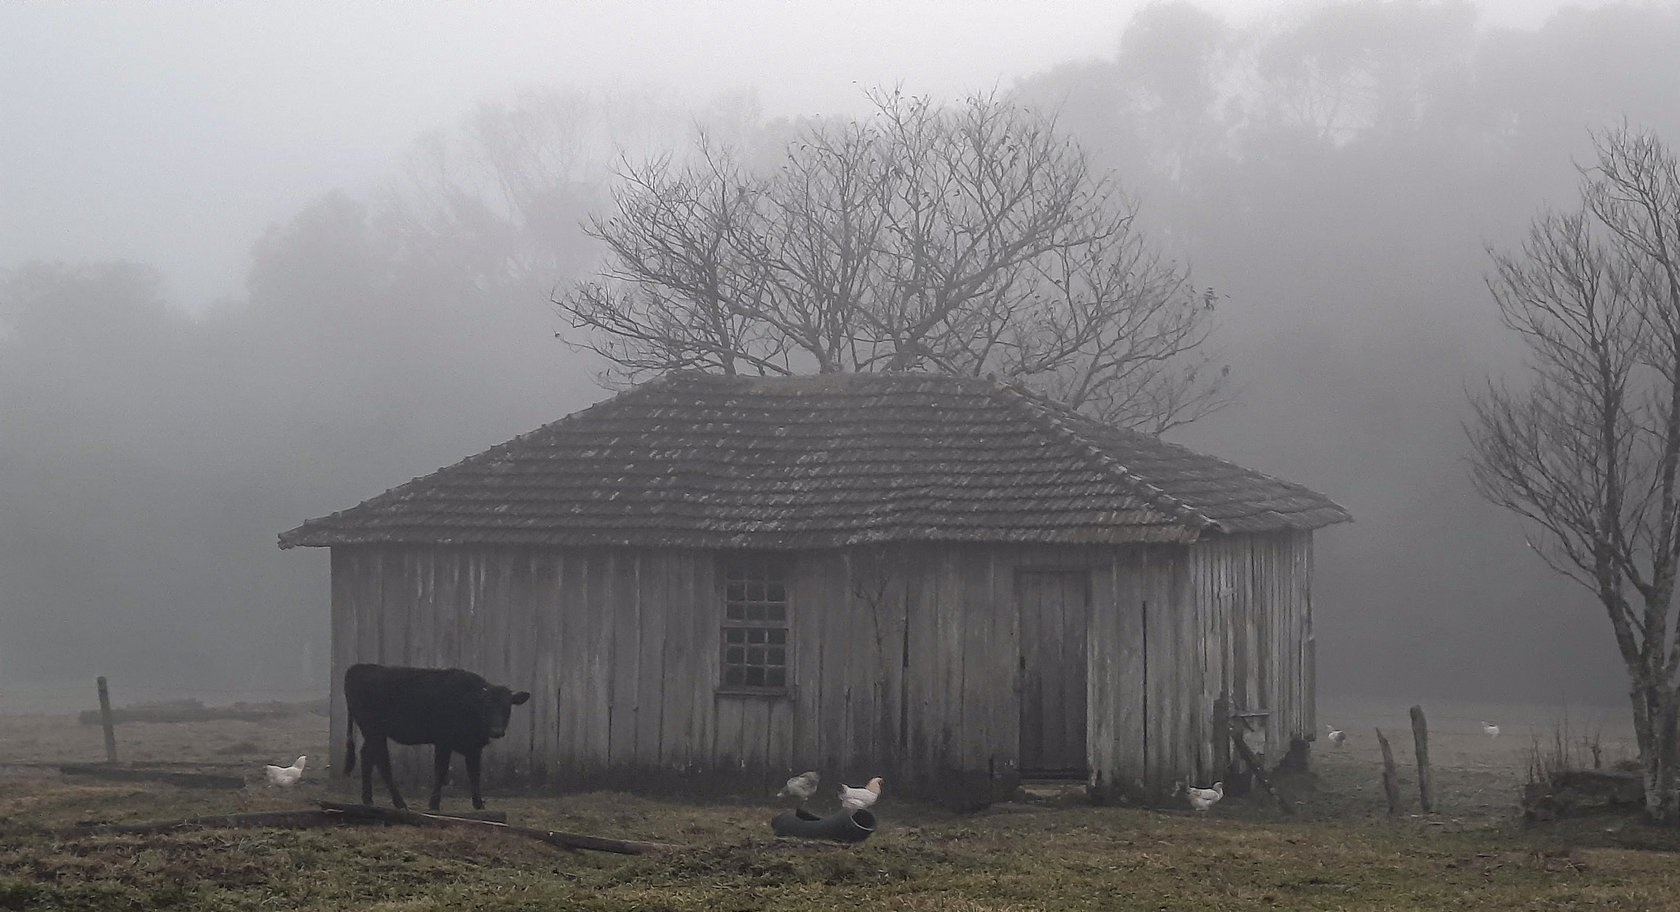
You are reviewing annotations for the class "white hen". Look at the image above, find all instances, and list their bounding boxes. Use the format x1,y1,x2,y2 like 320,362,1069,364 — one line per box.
839,777,883,811
1481,721,1500,738
264,755,307,787
777,770,820,802
1181,781,1224,812
1326,724,1346,747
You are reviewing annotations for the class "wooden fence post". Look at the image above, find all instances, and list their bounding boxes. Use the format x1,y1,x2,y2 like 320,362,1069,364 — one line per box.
1410,705,1434,813
95,676,118,763
1375,727,1401,815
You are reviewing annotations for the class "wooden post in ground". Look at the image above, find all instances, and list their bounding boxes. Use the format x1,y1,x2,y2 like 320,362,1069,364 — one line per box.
95,676,117,763
1410,705,1434,813
1376,728,1401,815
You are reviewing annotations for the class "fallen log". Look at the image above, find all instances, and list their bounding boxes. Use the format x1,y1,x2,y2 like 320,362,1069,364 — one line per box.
58,764,246,790
317,801,681,854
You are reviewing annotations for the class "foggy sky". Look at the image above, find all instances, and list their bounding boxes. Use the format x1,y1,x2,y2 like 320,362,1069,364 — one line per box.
0,0,1666,714
1,0,1612,311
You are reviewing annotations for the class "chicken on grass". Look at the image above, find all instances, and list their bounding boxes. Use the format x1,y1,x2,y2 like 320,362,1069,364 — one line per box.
264,755,307,787
1174,780,1224,812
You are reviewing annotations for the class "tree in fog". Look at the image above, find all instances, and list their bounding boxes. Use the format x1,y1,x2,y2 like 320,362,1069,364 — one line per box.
557,89,1227,434
1468,126,1680,822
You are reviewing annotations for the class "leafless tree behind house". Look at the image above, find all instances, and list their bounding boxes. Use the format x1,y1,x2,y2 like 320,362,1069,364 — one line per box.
556,89,1228,434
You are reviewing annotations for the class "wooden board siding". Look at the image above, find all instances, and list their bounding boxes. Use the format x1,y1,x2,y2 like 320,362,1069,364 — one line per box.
327,532,1317,805
1085,531,1317,801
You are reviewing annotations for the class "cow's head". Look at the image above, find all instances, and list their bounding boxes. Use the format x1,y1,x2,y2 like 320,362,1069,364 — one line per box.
479,684,532,740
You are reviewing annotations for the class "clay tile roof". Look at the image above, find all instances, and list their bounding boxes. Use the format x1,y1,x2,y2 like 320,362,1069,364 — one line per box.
278,372,1349,550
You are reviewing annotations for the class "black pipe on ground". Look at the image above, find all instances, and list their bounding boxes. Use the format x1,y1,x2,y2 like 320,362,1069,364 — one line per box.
770,807,876,843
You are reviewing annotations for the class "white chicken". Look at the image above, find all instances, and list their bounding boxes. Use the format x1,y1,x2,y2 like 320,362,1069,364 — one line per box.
1481,721,1501,738
1179,780,1224,812
1326,724,1346,747
777,770,820,803
838,777,883,811
263,755,307,788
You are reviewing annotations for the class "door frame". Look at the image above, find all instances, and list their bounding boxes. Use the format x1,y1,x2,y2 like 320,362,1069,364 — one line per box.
1015,566,1093,778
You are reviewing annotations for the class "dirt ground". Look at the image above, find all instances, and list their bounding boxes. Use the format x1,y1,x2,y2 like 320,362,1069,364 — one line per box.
0,692,1638,807
0,694,1674,911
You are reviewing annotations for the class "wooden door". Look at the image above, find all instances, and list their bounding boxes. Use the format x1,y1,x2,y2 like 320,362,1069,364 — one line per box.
1017,569,1091,776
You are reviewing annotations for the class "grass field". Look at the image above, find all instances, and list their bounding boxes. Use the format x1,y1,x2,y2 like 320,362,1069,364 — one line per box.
0,696,1675,911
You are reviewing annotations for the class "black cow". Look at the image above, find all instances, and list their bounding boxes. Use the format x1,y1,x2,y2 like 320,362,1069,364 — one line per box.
343,663,530,811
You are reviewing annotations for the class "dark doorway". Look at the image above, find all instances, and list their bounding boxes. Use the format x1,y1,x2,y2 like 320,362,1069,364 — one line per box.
1017,569,1091,777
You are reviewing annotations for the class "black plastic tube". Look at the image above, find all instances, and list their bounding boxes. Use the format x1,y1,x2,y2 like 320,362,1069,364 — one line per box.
770,807,877,843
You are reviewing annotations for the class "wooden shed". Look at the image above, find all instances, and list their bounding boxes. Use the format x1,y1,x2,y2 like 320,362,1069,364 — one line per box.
280,372,1349,808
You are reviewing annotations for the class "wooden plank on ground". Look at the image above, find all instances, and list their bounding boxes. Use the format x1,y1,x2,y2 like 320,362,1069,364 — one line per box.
318,801,679,854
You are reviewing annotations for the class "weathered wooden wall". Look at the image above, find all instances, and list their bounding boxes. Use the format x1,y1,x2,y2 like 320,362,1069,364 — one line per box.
327,531,1316,805
1087,530,1316,801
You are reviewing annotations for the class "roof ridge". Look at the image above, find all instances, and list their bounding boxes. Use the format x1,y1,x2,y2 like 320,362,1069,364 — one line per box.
988,378,1223,536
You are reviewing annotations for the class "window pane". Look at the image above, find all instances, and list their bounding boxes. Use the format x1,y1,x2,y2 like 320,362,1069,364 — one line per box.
721,556,789,689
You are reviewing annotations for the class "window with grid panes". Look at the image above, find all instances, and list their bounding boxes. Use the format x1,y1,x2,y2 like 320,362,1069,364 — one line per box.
721,557,789,690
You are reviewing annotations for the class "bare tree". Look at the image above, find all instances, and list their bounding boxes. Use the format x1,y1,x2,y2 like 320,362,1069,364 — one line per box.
557,89,1228,434
1468,125,1680,822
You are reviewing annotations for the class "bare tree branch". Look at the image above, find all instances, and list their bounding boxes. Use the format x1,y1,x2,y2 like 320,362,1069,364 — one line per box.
554,89,1227,432
1466,124,1680,821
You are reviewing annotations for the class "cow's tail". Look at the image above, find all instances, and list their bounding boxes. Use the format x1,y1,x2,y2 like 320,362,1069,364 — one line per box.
344,710,357,776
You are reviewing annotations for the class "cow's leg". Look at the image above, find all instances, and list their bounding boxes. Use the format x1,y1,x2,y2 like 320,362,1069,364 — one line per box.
359,735,378,805
429,745,451,811
373,739,406,809
464,749,485,810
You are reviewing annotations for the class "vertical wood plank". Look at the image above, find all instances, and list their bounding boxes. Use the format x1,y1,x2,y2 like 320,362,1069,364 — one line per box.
714,696,744,771
328,548,357,777
608,551,640,766
691,555,717,774
579,551,612,771
658,551,695,772
942,548,966,778
741,697,770,780
554,551,585,778
434,552,460,669
767,697,795,778
905,543,940,792
353,549,383,666
526,550,558,784
634,551,668,768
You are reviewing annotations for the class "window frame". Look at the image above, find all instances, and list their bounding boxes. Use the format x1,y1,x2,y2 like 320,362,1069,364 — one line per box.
717,554,793,697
